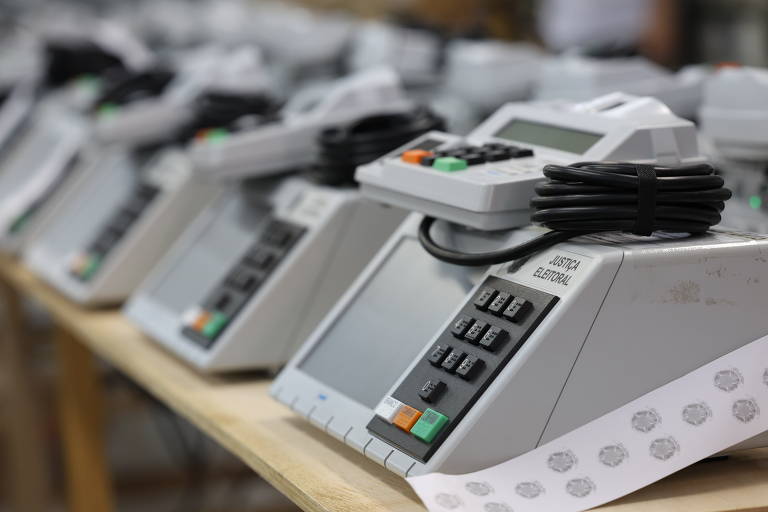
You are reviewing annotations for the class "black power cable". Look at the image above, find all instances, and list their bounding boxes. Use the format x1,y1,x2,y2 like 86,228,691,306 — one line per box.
309,106,444,186
174,91,278,144
419,161,732,266
44,39,126,87
92,68,175,112
129,91,278,156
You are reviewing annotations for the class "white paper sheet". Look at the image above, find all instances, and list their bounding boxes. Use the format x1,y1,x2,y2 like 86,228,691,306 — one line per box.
407,333,768,512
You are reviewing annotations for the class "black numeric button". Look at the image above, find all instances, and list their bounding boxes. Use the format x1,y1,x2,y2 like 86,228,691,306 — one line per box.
264,227,293,248
488,292,512,315
473,287,498,310
503,297,532,323
418,379,446,403
464,321,489,344
486,149,512,162
480,326,508,352
111,211,136,232
441,350,465,373
91,230,120,253
427,344,451,367
463,153,485,165
420,155,437,166
509,147,534,158
456,354,484,380
136,184,159,200
226,268,261,293
450,315,474,338
245,248,276,270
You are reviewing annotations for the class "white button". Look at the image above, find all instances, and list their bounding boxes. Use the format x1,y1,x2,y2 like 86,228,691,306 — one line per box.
374,396,404,423
181,306,202,327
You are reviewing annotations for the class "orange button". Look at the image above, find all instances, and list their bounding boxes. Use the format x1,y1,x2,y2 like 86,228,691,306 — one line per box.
195,129,211,142
393,405,423,431
401,149,433,164
192,311,212,332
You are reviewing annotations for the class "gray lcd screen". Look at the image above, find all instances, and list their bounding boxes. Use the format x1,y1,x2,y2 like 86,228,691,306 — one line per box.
300,236,481,409
494,119,603,154
148,190,270,314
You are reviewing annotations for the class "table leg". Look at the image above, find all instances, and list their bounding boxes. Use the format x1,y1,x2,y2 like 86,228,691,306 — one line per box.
0,281,51,512
53,326,116,512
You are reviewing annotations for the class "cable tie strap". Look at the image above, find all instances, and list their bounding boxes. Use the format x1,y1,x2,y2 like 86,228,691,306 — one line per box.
634,164,657,236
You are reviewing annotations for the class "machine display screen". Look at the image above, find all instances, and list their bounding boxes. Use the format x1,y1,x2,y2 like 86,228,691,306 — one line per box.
494,119,603,154
148,192,271,314
300,237,481,409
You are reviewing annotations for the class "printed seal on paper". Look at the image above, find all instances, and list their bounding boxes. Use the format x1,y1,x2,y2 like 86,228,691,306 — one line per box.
515,481,545,499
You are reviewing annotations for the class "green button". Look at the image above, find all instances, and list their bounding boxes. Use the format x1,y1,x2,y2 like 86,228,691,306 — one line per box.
202,312,229,339
80,255,102,281
206,128,230,143
432,157,468,172
410,408,449,442
8,211,31,235
76,74,100,91
98,102,120,118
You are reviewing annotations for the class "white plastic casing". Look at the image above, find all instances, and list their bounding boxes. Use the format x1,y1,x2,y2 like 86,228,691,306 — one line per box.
699,66,768,162
357,93,703,230
0,96,89,253
0,82,36,154
535,55,708,119
272,223,768,477
443,40,544,109
347,21,443,87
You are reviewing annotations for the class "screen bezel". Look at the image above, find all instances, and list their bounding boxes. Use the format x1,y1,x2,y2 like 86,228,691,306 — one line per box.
297,236,447,409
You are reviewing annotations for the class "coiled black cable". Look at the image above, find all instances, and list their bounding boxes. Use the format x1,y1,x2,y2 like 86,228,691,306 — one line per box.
309,106,444,186
44,40,126,87
174,91,278,143
92,68,175,112
419,161,732,266
131,91,278,155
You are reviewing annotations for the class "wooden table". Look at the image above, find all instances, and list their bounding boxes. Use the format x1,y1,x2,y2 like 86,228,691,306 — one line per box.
1,254,768,512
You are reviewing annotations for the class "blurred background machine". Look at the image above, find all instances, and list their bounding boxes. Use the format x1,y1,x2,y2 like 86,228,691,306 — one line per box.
700,65,768,232
23,46,274,305
124,70,438,372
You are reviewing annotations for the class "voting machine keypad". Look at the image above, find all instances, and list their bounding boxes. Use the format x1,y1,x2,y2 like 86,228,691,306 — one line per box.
70,183,160,282
181,218,305,348
399,142,534,173
368,276,558,462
